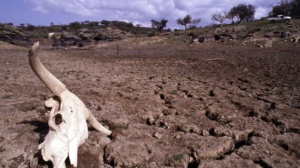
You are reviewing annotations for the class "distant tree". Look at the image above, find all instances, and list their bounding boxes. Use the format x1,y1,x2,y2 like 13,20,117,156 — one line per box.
50,22,54,26
290,0,300,17
166,28,172,32
82,20,90,25
20,23,25,28
69,21,81,30
269,5,285,17
278,0,293,24
269,0,300,18
6,23,13,26
177,14,192,30
101,20,111,26
151,19,168,32
211,12,227,27
226,12,235,24
38,25,45,30
136,24,142,27
189,18,201,29
229,4,256,23
60,24,68,31
87,21,99,28
269,0,294,24
245,5,255,22
26,23,36,31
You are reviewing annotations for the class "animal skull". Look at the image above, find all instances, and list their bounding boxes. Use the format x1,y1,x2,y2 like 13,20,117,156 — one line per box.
28,42,112,168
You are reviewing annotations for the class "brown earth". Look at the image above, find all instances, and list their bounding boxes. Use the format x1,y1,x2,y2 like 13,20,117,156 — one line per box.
0,38,299,168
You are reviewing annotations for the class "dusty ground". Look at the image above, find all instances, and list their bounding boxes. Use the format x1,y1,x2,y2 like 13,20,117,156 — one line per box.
0,38,299,168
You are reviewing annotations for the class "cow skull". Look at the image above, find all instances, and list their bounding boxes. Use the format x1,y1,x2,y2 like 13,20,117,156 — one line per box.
28,42,112,168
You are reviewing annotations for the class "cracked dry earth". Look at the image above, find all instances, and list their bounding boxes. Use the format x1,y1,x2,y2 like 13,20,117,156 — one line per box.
0,40,300,168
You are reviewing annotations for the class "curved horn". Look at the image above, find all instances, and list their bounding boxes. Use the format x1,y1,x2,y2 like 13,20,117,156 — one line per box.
87,110,112,135
28,42,66,95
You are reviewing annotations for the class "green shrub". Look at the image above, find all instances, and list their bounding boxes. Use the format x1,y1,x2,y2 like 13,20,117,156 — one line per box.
31,32,48,38
148,31,157,37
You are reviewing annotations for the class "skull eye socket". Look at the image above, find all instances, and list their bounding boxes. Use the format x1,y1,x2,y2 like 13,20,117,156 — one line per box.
54,114,63,125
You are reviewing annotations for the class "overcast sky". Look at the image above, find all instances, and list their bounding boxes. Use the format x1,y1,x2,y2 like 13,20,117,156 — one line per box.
0,0,281,29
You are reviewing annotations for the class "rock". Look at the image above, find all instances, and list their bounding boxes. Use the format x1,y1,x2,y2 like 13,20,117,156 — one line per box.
198,153,260,168
182,134,235,161
108,118,129,129
236,136,299,167
153,132,162,139
74,38,82,46
268,133,300,158
294,36,299,43
281,32,290,38
62,39,75,47
164,153,190,168
264,32,273,38
188,32,197,38
177,124,201,134
52,39,62,49
13,101,40,112
94,35,108,42
105,138,151,167
147,115,155,125
199,36,215,43
232,26,246,32
192,38,200,44
0,23,33,47
264,40,273,48
78,32,93,39
61,31,76,39
215,34,235,41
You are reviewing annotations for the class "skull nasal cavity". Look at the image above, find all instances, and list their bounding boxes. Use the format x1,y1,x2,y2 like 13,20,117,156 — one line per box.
55,114,63,125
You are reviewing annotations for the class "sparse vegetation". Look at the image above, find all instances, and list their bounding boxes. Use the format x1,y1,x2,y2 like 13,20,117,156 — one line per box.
177,14,192,30
172,154,185,161
151,19,168,32
228,4,256,23
212,12,227,27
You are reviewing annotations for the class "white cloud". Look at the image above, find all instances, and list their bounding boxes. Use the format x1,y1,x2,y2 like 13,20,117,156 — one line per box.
24,0,282,28
34,6,48,14
255,7,271,19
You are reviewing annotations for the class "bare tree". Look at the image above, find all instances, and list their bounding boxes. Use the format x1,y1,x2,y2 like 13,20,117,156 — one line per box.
211,12,227,27
20,23,25,28
177,14,192,30
151,19,168,32
189,18,201,29
226,12,235,24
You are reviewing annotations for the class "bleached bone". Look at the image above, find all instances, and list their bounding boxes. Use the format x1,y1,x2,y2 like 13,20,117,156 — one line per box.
28,42,111,168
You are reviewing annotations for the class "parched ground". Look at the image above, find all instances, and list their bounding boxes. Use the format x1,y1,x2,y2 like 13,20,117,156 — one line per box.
0,39,299,168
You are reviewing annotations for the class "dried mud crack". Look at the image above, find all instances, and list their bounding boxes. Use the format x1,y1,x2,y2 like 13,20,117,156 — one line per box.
0,41,299,167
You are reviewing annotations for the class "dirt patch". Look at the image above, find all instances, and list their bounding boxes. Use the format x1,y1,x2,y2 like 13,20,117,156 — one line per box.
0,40,299,167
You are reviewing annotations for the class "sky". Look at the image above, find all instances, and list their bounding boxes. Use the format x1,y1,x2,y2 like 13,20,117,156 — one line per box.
0,0,281,29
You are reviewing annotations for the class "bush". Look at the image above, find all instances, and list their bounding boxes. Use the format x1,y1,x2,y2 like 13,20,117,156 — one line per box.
27,24,36,31
166,28,172,32
69,21,81,30
0,23,5,30
148,31,157,37
31,32,48,38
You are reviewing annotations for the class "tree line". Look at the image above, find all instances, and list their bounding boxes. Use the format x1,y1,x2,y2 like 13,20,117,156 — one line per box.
269,0,300,18
11,1,300,34
151,3,255,31
210,1,300,27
